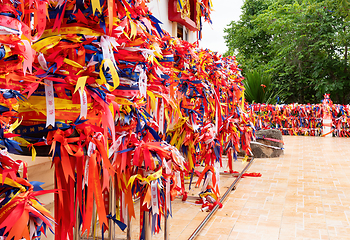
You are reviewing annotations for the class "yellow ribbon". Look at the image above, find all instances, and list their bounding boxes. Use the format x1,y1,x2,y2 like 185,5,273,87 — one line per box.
4,45,11,58
18,96,93,116
41,27,103,38
99,59,120,92
130,21,137,39
64,58,84,69
127,174,149,188
114,97,133,106
0,174,26,192
241,90,245,110
242,155,249,163
30,199,51,214
147,169,162,181
8,118,22,133
91,0,102,15
147,90,156,110
13,137,30,146
170,130,179,146
31,146,36,162
32,36,62,53
74,76,88,94
127,169,162,187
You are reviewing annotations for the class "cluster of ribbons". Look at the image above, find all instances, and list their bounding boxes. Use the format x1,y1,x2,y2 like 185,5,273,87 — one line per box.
330,104,350,137
0,1,58,239
246,103,324,136
0,0,254,239
0,153,57,240
247,94,350,137
0,89,56,239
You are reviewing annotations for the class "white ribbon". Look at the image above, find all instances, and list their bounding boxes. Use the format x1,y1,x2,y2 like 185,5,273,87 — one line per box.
201,171,212,192
175,171,181,189
153,97,158,120
29,218,36,239
151,180,159,215
250,141,283,150
214,161,220,191
101,36,118,67
44,79,55,127
154,67,163,77
164,159,172,212
56,0,66,7
108,133,128,159
83,157,89,189
0,26,20,35
87,142,96,157
113,26,125,38
0,149,13,160
87,55,99,68
38,53,49,71
135,65,147,97
215,104,219,136
79,89,88,119
140,17,154,32
159,98,164,134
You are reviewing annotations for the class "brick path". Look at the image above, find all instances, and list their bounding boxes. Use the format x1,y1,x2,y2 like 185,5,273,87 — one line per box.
149,136,350,240
33,135,350,239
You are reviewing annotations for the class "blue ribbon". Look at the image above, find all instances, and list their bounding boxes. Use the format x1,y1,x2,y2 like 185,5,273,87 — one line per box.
148,14,165,37
30,181,45,191
0,129,22,154
107,214,127,231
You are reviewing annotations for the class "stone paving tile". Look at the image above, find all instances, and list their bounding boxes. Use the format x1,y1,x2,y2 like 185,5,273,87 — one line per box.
100,136,350,239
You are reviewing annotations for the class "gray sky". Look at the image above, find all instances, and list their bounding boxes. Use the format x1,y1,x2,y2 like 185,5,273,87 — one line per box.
199,0,244,54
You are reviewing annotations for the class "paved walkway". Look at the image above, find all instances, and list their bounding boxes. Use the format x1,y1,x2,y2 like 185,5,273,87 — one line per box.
24,135,350,239
149,136,350,240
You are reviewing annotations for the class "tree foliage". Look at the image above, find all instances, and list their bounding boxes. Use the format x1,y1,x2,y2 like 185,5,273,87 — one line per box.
224,0,350,104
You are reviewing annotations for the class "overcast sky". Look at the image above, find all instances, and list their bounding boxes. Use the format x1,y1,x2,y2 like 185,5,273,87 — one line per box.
199,0,244,54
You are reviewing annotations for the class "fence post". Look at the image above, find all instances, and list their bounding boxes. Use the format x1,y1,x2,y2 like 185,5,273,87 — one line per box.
108,179,115,240
126,213,131,240
144,211,152,240
74,202,80,240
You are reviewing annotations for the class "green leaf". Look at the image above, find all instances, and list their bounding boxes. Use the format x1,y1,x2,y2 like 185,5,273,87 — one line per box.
224,0,350,104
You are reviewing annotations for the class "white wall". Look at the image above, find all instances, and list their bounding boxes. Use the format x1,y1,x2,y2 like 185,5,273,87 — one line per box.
147,0,173,34
147,0,197,43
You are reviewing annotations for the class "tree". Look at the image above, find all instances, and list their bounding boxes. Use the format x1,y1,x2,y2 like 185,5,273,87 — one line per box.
224,0,272,71
224,0,350,104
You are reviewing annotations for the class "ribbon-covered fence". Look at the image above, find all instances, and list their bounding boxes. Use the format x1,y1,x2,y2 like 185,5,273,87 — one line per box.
0,1,254,240
247,94,350,137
